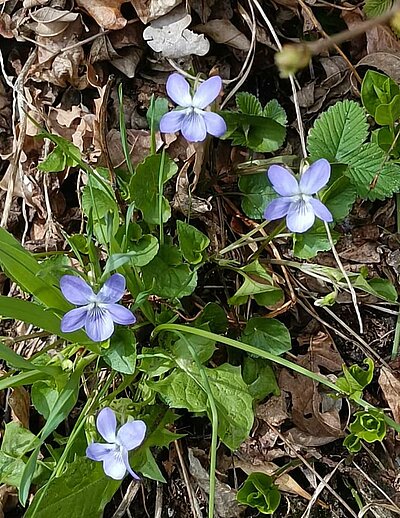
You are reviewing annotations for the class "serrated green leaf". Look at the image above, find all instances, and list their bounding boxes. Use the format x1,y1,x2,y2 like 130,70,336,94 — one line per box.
345,143,400,200
239,173,276,219
263,99,287,125
364,0,393,17
307,100,369,162
236,92,263,115
322,175,356,221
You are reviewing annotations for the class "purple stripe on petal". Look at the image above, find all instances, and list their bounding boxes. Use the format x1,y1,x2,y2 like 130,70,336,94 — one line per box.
85,306,114,342
107,304,136,325
309,198,333,222
86,442,116,461
202,111,227,137
286,200,315,233
268,166,300,197
61,306,88,333
97,407,117,443
159,110,187,134
264,197,292,221
117,420,146,451
299,159,331,195
122,448,140,479
166,73,192,107
97,274,126,304
102,449,127,480
192,76,222,109
181,112,207,142
60,275,94,305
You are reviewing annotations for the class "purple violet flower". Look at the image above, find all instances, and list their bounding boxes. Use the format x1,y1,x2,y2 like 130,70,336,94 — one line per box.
264,159,333,233
159,73,227,142
60,273,136,342
86,407,146,480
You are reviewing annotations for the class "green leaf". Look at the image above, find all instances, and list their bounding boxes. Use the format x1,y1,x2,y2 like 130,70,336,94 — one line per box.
103,235,159,273
141,244,197,299
102,328,137,374
31,381,59,419
242,357,279,402
0,423,40,488
146,97,169,129
24,458,121,518
241,317,291,356
150,363,254,450
361,70,399,117
37,137,80,172
129,154,178,225
263,99,287,125
336,358,374,398
343,433,362,453
221,112,286,153
236,92,263,115
345,143,400,200
364,0,393,18
171,328,216,364
349,410,386,443
228,260,283,306
322,175,356,221
239,173,276,219
372,126,400,157
375,95,400,125
38,146,67,173
307,100,369,162
237,472,281,515
176,220,210,264
293,224,338,259
194,302,228,334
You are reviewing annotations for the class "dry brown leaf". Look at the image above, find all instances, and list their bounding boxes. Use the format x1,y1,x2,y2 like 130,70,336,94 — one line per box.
234,458,316,502
0,13,13,38
131,0,182,24
279,332,344,439
357,52,400,83
0,485,18,518
143,5,209,58
378,367,400,425
107,128,163,169
339,241,380,263
75,0,128,30
9,386,30,428
193,19,251,51
366,24,400,55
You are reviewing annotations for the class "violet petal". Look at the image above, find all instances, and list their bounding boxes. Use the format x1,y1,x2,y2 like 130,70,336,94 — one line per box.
61,306,88,333
117,420,146,451
97,273,126,304
86,442,116,461
181,112,207,142
268,166,300,197
97,407,117,443
192,76,222,109
286,200,315,233
299,159,330,195
202,111,227,137
102,449,127,480
309,198,333,222
107,304,136,325
85,307,114,342
60,275,94,305
166,73,192,107
122,448,140,479
264,197,292,221
159,110,187,134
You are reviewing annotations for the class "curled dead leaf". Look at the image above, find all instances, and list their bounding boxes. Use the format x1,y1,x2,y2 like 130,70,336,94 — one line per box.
75,0,128,30
9,386,30,428
131,0,182,24
378,367,400,426
143,5,210,58
193,19,251,51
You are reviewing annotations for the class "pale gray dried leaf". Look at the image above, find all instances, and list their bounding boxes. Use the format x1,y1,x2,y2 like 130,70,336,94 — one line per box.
188,448,244,518
193,19,250,51
111,47,143,78
30,7,79,37
131,0,182,24
143,5,209,58
357,52,400,83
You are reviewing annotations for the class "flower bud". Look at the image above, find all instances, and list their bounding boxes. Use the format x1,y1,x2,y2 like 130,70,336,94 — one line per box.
275,44,312,77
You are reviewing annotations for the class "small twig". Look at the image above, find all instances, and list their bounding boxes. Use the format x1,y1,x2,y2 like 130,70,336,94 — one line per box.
324,221,363,334
154,482,163,518
174,440,203,518
111,480,140,518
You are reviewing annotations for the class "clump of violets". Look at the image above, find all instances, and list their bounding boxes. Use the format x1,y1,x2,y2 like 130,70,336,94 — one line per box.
60,273,135,342
86,407,146,480
159,73,227,142
264,158,333,233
